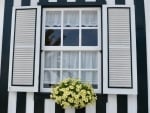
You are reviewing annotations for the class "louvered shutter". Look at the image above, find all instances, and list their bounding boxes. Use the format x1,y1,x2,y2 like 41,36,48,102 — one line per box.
8,6,41,92
103,5,137,94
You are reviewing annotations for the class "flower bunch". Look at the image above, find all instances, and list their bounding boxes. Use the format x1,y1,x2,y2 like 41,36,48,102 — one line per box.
50,78,97,109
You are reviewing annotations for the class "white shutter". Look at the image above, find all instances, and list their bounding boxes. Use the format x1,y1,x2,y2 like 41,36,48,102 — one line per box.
8,6,41,92
103,5,137,94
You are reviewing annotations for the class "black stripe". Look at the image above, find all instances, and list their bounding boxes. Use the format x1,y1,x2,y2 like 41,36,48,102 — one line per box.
76,108,85,113
0,0,13,113
96,94,107,113
21,0,30,6
34,93,49,113
134,0,148,112
16,93,26,113
115,0,125,4
38,0,106,7
55,103,64,113
117,95,127,113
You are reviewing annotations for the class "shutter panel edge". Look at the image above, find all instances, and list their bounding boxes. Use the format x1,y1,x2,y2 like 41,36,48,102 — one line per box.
102,5,137,95
8,6,41,92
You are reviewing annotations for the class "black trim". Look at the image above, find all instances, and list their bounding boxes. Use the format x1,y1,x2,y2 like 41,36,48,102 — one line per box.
96,94,107,113
16,93,26,113
115,0,125,5
107,7,133,89
101,7,103,94
38,0,106,7
21,0,31,6
117,95,127,113
11,8,37,86
76,108,85,113
55,103,64,113
0,0,13,112
134,0,148,112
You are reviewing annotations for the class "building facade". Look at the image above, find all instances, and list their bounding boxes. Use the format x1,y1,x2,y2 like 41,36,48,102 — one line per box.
0,0,149,113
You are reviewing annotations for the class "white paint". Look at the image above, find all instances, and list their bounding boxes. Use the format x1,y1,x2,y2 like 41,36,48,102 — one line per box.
86,102,96,113
31,0,38,6
7,92,17,113
128,95,137,113
65,107,75,113
103,5,137,94
44,99,55,113
67,0,76,2
85,0,96,2
106,0,115,5
48,0,57,2
0,0,5,76
125,0,134,5
13,0,21,6
144,0,150,112
26,93,34,113
106,95,117,113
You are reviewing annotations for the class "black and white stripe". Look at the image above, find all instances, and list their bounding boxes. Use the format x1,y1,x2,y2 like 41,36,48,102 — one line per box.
0,0,148,113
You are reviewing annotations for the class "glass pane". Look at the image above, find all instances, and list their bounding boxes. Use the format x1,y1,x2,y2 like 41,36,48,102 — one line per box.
82,11,97,27
44,70,60,88
63,29,79,46
45,51,60,68
45,29,61,46
81,71,98,88
82,29,97,46
63,51,79,68
81,51,97,69
46,11,61,27
64,11,79,27
62,71,79,79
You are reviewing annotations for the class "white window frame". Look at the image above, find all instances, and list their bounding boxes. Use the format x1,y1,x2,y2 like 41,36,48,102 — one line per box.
40,7,102,93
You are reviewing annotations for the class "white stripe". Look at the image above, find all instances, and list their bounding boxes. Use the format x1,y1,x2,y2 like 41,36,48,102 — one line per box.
125,0,134,5
106,0,115,5
31,0,38,6
86,102,96,113
67,0,76,2
44,99,55,113
0,0,5,76
26,93,34,113
106,95,117,113
7,92,17,113
128,95,137,113
13,0,21,6
48,0,57,2
144,0,150,112
85,0,96,2
65,107,75,113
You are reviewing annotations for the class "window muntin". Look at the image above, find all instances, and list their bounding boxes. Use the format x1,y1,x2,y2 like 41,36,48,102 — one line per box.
41,8,101,93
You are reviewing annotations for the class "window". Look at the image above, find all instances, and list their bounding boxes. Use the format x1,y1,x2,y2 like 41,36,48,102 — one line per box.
40,8,101,92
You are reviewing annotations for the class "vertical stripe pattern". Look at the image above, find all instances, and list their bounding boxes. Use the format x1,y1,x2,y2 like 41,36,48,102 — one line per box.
117,95,127,113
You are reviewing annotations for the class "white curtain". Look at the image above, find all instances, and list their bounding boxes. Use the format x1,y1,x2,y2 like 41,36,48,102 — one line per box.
82,11,97,27
46,11,61,27
64,11,79,27
81,51,98,86
45,51,60,68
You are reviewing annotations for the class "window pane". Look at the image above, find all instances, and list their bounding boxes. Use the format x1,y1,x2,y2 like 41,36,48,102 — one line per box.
82,29,97,46
81,51,97,69
45,51,60,68
82,11,97,27
46,11,61,27
62,71,79,79
63,29,79,46
45,29,61,46
81,71,98,88
44,70,60,88
63,51,79,68
64,11,79,27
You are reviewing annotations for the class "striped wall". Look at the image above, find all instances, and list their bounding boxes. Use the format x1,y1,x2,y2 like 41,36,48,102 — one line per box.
0,0,148,113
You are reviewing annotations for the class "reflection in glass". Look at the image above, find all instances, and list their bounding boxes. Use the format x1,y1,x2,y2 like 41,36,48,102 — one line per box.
63,29,79,46
82,29,97,46
62,71,78,80
45,51,60,68
45,29,61,46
